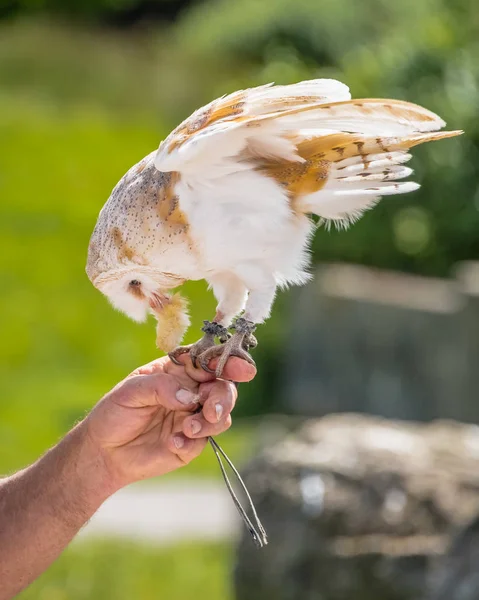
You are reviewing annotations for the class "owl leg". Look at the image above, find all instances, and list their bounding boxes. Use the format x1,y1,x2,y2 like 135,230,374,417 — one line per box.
169,274,249,369
197,317,257,376
197,282,276,377
208,273,249,329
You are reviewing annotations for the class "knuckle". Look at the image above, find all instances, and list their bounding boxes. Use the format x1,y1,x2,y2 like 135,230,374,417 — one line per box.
202,408,216,425
212,380,235,403
224,380,237,401
120,376,142,398
150,374,171,404
129,374,150,393
219,415,232,432
221,379,234,393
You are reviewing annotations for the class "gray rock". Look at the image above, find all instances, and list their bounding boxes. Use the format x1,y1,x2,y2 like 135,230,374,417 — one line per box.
235,414,479,600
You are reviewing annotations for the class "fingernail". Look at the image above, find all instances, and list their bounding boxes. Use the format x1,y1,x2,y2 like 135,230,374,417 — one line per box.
191,420,201,435
176,389,200,405
173,435,184,449
215,404,223,422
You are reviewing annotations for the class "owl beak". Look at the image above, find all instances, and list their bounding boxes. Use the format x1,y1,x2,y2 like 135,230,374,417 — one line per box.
149,291,170,311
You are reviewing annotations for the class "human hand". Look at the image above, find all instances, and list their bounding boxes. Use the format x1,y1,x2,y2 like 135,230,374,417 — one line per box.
83,355,256,491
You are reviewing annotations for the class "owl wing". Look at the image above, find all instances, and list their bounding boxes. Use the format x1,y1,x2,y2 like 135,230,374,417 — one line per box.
155,79,351,174
154,79,461,225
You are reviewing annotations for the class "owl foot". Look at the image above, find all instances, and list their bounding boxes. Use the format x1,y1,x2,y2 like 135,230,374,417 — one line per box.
168,321,229,368
197,318,257,377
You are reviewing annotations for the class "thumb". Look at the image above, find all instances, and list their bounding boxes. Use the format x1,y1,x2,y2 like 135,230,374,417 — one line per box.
116,373,200,411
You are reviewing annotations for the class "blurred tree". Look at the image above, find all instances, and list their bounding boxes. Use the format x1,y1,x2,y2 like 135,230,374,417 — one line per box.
0,0,199,25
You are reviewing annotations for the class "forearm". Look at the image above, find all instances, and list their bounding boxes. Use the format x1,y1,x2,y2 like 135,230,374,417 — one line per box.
0,423,116,599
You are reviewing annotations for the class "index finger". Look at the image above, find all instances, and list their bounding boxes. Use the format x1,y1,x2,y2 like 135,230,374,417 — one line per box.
178,354,257,383
213,356,257,382
131,356,200,391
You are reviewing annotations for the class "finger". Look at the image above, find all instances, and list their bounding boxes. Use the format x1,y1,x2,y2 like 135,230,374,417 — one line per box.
177,354,217,383
183,412,233,439
131,357,201,392
129,357,169,377
117,373,200,411
198,379,237,425
167,433,208,465
178,353,257,383
215,356,257,382
162,357,204,389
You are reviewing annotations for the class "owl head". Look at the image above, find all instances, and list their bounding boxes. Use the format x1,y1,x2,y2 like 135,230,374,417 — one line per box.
87,259,190,353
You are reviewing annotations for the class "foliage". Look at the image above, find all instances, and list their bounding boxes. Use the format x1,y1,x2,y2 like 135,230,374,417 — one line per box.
0,0,195,25
17,539,233,600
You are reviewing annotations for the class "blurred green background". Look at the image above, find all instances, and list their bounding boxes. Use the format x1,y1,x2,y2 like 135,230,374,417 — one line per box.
0,0,477,597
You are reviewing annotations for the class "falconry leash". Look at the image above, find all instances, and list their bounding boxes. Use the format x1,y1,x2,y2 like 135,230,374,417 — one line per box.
194,396,268,548
208,429,268,548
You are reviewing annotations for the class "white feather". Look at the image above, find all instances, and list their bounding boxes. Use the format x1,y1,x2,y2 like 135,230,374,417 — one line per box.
243,78,351,115
336,152,413,173
155,79,353,173
299,149,421,226
245,135,303,163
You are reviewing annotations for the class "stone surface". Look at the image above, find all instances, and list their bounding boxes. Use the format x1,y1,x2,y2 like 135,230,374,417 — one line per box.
235,414,479,600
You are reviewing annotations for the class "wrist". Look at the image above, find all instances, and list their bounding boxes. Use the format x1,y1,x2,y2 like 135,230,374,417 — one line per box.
59,422,120,516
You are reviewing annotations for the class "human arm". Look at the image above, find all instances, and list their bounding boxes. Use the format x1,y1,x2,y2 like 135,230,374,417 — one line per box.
0,356,255,599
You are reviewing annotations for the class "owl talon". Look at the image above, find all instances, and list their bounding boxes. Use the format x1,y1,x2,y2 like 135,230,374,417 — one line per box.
196,345,227,374
168,345,192,366
197,319,257,377
168,321,229,368
168,352,184,366
169,319,257,377
243,332,257,351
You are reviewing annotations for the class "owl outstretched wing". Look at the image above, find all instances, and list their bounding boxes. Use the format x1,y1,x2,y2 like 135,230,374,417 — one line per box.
155,79,352,173
154,79,461,226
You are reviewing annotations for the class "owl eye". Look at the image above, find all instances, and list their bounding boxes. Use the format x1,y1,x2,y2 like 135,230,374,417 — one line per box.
129,280,141,287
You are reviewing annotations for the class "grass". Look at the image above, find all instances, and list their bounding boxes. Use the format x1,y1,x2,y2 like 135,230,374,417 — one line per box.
17,539,234,600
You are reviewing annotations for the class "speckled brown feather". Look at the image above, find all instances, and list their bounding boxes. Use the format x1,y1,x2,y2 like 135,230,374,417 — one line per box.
167,91,247,153
86,153,191,286
164,87,358,154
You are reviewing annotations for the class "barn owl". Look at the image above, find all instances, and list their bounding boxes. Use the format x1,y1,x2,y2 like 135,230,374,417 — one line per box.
86,79,461,376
